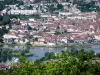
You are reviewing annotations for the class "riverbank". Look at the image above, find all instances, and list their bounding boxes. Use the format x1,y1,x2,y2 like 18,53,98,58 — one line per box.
0,43,70,48
0,43,100,66
0,42,100,48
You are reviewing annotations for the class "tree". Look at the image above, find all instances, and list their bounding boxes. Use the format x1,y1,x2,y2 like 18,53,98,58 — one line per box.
57,4,63,10
0,0,23,10
25,42,31,46
1,48,100,75
62,0,70,2
48,4,56,13
33,37,38,41
0,15,3,21
54,31,61,35
0,15,10,25
96,53,100,58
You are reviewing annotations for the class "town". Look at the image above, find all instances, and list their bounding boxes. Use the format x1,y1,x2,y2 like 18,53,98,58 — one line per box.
0,0,100,74
0,0,100,46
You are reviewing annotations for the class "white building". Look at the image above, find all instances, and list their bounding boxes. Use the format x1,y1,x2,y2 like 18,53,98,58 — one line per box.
8,10,38,15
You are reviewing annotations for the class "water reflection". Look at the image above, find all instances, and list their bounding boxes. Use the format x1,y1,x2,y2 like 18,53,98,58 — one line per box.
0,48,12,63
1,44,100,64
0,45,65,64
29,47,64,61
92,45,100,53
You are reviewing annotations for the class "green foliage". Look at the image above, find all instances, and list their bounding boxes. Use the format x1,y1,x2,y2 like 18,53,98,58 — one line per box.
0,15,10,25
39,52,55,61
0,15,3,21
33,37,38,41
0,49,12,63
48,4,56,13
12,49,33,57
63,0,70,2
96,53,100,58
34,0,41,3
0,0,24,10
24,53,33,57
1,48,100,75
25,42,32,46
54,31,61,35
0,26,9,43
73,0,100,12
12,52,21,57
9,14,41,19
57,4,63,10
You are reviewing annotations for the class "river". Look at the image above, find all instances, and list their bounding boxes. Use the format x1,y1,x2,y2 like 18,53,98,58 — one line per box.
1,45,100,65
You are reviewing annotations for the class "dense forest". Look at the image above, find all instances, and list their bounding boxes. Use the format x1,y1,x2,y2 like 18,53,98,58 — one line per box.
0,49,100,75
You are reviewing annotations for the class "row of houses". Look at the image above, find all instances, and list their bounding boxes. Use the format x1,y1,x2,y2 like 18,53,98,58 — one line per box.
2,11,100,46
3,29,96,46
8,10,38,15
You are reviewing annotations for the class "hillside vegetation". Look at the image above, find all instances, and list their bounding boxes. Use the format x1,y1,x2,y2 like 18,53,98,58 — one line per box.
0,49,100,75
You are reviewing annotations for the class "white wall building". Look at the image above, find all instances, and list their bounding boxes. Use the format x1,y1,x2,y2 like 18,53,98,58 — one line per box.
8,10,38,15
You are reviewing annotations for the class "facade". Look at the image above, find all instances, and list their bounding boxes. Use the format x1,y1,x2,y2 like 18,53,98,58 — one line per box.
8,10,38,15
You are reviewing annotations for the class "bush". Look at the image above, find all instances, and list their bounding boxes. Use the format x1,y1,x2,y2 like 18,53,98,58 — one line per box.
25,42,32,46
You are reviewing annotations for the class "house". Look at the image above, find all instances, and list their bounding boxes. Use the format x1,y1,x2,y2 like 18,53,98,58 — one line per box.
14,37,29,44
48,42,56,46
8,10,38,15
0,64,7,70
3,34,18,43
93,57,100,63
41,14,49,18
94,33,100,41
70,34,88,44
57,37,68,44
3,32,28,43
43,36,57,46
59,12,72,16
73,38,87,44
